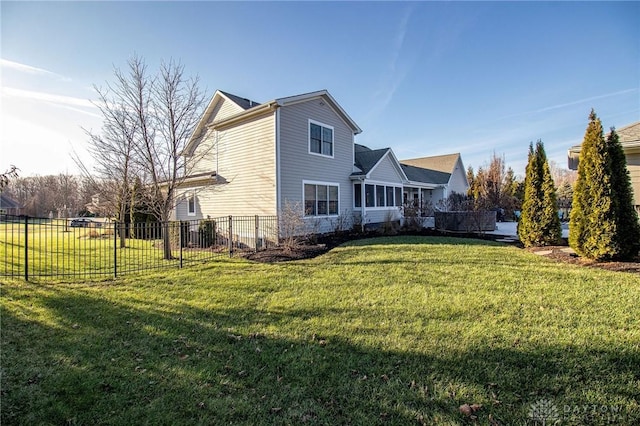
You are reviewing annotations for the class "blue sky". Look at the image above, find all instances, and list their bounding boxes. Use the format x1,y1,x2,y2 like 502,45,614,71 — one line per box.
1,1,638,178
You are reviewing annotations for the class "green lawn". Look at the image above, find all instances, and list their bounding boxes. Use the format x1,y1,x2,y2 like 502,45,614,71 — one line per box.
0,221,225,279
2,236,639,425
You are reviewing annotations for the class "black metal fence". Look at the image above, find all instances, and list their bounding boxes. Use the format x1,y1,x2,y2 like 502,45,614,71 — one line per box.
0,215,279,281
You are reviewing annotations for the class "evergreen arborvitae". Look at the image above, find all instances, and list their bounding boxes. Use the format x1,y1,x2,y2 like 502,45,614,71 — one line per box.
518,140,561,247
606,128,640,259
569,110,638,260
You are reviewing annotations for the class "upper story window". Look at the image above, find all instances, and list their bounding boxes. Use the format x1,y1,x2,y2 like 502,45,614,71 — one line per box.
309,120,334,157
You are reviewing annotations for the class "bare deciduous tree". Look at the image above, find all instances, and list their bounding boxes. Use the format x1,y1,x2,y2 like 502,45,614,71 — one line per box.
78,55,207,259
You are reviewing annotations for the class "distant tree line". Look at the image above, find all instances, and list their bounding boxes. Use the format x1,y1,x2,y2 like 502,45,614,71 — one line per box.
3,174,97,218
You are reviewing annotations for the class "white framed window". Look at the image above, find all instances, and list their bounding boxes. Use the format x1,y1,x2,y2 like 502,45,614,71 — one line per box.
356,182,402,208
303,181,339,217
187,191,196,216
309,120,334,158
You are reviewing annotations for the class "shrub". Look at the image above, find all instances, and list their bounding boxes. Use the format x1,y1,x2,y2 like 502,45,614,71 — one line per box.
518,141,561,247
198,219,216,248
570,111,640,260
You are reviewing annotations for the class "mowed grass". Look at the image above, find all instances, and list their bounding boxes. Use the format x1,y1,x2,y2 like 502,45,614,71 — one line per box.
2,236,639,425
1,221,216,279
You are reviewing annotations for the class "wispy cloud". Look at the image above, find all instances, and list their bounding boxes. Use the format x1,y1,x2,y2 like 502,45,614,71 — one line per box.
497,88,639,121
2,86,100,118
1,58,72,82
367,6,414,123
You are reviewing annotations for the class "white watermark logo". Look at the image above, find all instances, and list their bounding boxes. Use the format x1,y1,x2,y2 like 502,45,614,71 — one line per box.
528,399,560,424
528,399,625,424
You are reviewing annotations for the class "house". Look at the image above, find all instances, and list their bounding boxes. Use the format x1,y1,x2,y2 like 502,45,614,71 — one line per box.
400,153,469,208
174,89,469,233
0,193,22,216
568,121,640,213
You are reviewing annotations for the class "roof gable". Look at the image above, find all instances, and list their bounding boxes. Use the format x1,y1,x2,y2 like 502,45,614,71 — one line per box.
353,147,408,182
219,90,261,111
400,153,462,175
354,148,389,175
276,90,362,135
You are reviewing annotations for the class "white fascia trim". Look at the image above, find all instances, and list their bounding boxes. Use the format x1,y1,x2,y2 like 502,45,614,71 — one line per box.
404,181,440,189
308,119,335,159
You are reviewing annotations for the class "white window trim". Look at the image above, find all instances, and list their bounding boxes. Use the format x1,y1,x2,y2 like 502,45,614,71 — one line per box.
302,180,340,218
358,181,403,210
187,191,196,216
308,119,335,159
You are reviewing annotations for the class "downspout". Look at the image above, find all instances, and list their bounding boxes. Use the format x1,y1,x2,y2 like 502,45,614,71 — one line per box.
360,177,366,233
276,107,281,215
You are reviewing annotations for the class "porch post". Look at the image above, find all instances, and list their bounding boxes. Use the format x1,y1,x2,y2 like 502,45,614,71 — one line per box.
360,179,366,233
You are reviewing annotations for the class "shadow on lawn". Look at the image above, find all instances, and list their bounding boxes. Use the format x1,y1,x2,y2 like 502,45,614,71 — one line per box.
3,288,639,425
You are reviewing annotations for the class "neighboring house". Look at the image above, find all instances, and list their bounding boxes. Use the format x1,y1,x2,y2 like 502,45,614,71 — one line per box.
0,193,22,215
174,89,469,233
400,153,469,207
568,121,640,213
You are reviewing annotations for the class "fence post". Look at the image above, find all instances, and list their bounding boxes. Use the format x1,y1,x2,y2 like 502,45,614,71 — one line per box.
24,215,28,281
255,215,259,252
179,222,183,269
228,215,233,257
113,221,118,279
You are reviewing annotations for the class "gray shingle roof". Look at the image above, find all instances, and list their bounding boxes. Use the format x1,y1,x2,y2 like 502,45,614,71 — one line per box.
400,164,451,185
0,194,21,209
219,91,261,110
353,148,390,175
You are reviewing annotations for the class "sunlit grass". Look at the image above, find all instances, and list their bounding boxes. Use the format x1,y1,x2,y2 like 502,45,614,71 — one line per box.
0,221,221,279
2,236,639,425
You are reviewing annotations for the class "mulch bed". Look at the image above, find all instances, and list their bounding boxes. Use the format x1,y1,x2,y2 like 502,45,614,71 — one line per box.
242,230,640,275
524,246,640,274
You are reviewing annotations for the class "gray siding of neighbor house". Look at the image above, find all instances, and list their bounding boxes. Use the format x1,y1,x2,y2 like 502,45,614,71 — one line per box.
278,98,356,233
175,111,277,221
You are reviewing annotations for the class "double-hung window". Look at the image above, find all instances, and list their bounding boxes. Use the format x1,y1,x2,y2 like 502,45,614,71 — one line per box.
309,120,334,157
304,182,339,216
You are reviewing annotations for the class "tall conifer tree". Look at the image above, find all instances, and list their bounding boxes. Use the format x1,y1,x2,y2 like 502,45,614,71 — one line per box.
518,140,561,246
605,128,640,259
568,110,639,260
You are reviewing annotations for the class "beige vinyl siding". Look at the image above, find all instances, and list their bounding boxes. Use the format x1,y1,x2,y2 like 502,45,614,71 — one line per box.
278,98,355,233
209,97,245,123
188,129,218,175
627,153,640,208
175,112,277,220
187,98,247,175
